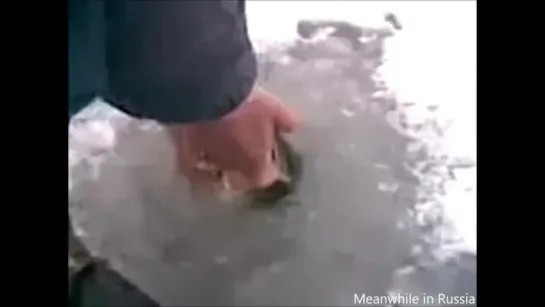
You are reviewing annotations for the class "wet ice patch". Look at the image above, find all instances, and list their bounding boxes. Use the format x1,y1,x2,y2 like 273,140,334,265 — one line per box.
339,107,356,118
378,182,399,193
315,38,354,54
68,99,131,193
314,59,337,71
214,256,229,265
307,27,336,42
68,99,165,194
70,120,116,150
269,262,283,274
277,55,294,66
73,226,88,238
373,163,391,170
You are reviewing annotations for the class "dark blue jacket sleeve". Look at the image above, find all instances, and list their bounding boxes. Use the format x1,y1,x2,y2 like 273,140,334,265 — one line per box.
69,0,257,124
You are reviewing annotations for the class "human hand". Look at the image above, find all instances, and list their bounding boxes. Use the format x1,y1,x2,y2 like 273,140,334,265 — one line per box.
168,86,300,195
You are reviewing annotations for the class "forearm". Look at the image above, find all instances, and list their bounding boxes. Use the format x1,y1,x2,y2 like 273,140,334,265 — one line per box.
104,0,257,124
